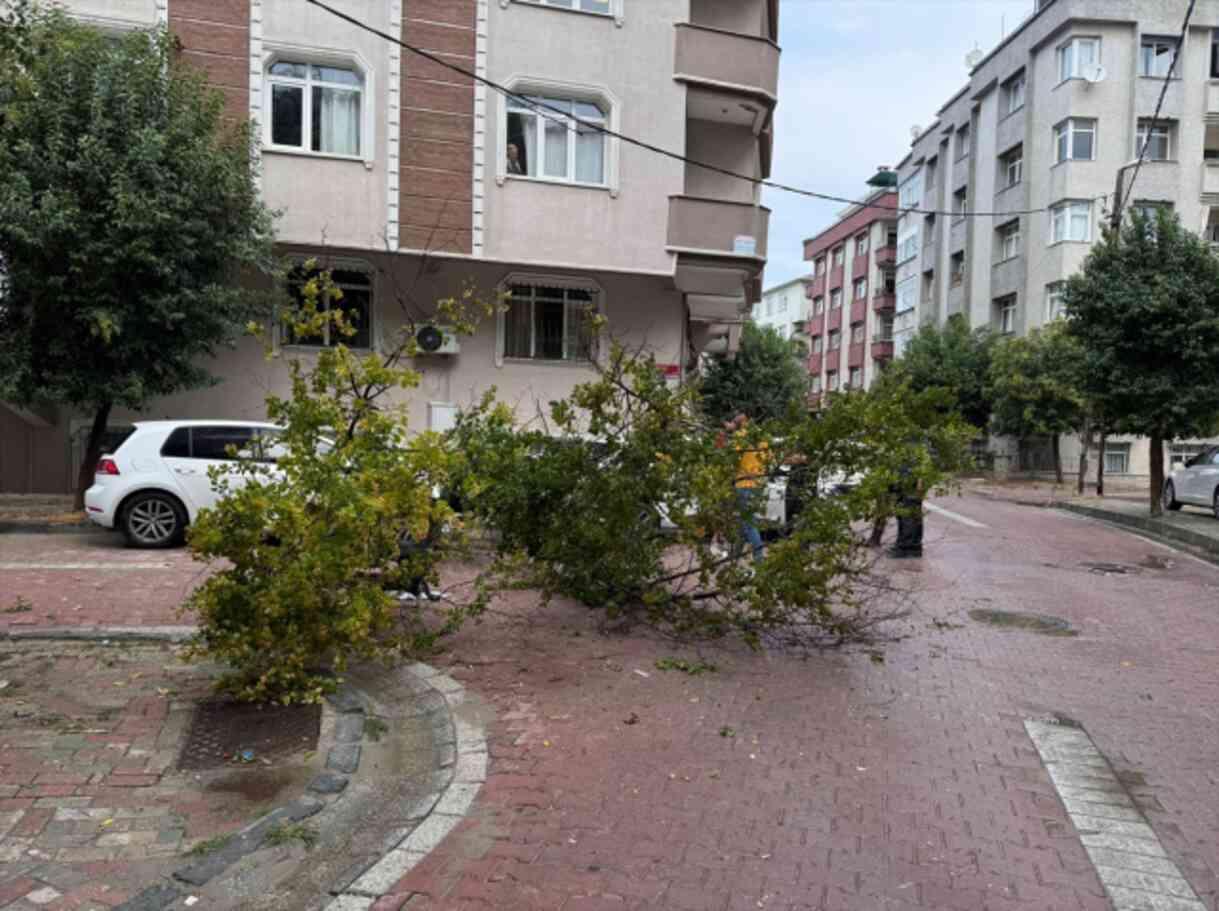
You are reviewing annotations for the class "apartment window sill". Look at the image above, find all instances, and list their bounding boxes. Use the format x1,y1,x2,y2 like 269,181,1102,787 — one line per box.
1139,74,1180,81
263,146,370,167
1051,158,1095,169
995,181,1022,196
999,106,1024,123
505,174,612,193
501,356,597,369
952,216,966,226
504,0,619,25
1047,239,1091,248
993,255,1021,266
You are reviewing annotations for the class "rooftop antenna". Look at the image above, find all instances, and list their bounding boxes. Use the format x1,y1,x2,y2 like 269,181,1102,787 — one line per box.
1001,14,1006,39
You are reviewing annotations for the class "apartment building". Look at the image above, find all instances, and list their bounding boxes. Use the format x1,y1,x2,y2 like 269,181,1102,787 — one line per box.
1,0,779,493
752,276,809,339
801,186,899,403
895,0,1219,477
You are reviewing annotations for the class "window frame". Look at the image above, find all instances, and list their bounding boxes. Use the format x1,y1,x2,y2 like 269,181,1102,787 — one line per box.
828,329,841,351
263,55,370,163
1045,282,1066,321
1001,145,1023,189
1053,118,1096,164
830,288,843,309
855,234,870,257
827,371,839,392
850,323,865,344
1140,36,1178,78
813,296,825,315
996,295,1017,334
499,80,619,193
811,375,822,394
853,278,868,301
1003,70,1026,116
1050,200,1092,245
811,335,823,355
955,124,971,160
1135,119,1173,162
281,261,376,351
997,220,1022,262
509,0,620,21
953,187,968,221
1104,442,1131,475
832,246,845,268
1057,36,1101,84
849,366,863,388
496,274,602,367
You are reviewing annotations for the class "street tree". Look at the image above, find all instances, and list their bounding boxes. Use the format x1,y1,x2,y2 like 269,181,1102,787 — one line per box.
700,322,808,425
1063,209,1219,515
986,322,1086,485
883,314,996,431
0,5,275,507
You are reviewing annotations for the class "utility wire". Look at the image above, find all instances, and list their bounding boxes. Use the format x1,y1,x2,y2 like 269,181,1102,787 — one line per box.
304,0,1097,221
1117,0,1196,222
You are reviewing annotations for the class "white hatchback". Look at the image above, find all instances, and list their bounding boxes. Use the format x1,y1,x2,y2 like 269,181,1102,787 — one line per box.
1162,447,1219,518
84,420,283,548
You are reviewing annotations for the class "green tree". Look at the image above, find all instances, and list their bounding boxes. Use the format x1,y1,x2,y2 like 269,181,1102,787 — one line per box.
986,322,1086,485
884,314,996,430
700,322,808,425
0,6,275,507
1063,209,1219,515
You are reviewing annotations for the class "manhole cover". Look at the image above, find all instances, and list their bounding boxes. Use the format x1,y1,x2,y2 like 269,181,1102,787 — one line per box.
178,699,322,770
968,609,1076,636
1080,561,1139,576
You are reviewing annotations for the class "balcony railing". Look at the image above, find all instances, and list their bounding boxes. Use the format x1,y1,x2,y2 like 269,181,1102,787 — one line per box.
667,195,770,261
871,340,895,360
674,23,780,105
872,292,896,313
874,245,897,266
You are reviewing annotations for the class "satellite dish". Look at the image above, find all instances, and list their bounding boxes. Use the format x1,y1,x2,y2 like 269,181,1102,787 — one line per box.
910,124,922,141
416,325,444,353
965,47,984,70
1083,64,1107,84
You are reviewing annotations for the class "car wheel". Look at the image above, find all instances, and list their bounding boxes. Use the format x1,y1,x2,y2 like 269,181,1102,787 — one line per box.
1162,481,1182,512
121,492,186,548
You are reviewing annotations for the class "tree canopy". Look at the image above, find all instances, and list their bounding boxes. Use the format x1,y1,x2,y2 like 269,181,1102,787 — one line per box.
882,314,995,432
700,322,808,425
1063,209,1219,513
0,5,276,502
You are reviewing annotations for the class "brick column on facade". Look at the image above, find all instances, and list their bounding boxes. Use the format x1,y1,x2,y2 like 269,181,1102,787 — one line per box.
399,0,477,255
167,0,251,121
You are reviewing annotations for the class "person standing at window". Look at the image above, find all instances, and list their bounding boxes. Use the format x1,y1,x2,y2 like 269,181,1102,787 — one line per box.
506,142,525,175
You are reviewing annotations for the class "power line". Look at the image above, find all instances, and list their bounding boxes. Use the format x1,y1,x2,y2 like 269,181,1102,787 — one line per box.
1116,0,1196,223
303,0,1089,221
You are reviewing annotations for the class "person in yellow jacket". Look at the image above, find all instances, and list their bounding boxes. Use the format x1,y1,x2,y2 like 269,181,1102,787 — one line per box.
715,414,769,561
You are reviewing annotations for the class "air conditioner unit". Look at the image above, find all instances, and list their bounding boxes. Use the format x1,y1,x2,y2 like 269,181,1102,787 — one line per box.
415,325,460,356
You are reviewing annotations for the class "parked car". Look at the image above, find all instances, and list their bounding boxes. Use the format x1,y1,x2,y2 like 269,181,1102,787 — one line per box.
84,421,284,548
1162,448,1219,517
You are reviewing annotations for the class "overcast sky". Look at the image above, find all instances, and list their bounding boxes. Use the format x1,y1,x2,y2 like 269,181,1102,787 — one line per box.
763,0,1037,287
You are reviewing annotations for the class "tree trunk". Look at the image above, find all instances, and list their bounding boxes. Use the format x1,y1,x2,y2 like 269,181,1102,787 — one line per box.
1096,431,1107,498
1052,434,1063,485
73,402,112,511
1149,434,1164,517
1076,420,1091,496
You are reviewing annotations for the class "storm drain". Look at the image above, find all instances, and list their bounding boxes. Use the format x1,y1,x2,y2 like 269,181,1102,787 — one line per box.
179,699,322,770
968,608,1076,636
1025,720,1206,910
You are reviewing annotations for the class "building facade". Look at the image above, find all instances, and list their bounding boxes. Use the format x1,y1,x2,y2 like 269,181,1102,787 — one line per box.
800,189,899,403
752,276,809,339
1,0,780,493
895,0,1219,478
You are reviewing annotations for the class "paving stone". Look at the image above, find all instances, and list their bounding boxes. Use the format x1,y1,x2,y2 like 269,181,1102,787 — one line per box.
326,744,361,774
113,883,181,911
326,687,366,715
308,773,349,795
333,714,365,744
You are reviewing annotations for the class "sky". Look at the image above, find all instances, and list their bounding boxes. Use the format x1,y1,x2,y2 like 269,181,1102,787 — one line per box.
764,0,1037,287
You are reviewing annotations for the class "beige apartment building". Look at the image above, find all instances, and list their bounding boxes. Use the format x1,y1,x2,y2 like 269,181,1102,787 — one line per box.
896,0,1219,478
1,0,779,493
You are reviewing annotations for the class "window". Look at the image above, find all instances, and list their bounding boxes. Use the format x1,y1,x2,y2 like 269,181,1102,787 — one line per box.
519,0,611,14
832,247,845,268
1058,37,1100,82
1170,443,1208,468
828,330,841,350
811,335,823,354
850,323,865,344
953,187,968,220
855,234,869,256
813,296,825,314
506,95,607,185
1050,201,1092,244
898,231,919,263
287,265,373,349
1131,201,1172,238
811,375,822,394
503,284,596,361
827,371,839,392
777,294,787,314
1212,29,1219,79
1140,37,1177,78
886,229,898,247
950,252,965,287
998,220,1021,261
996,295,1017,333
267,61,364,157
876,314,894,340
899,171,922,209
956,125,971,159
1054,118,1096,163
849,366,863,388
1046,282,1066,321
815,257,826,275
1136,119,1172,161
830,289,843,309
162,426,281,462
1003,70,1026,115
924,213,936,245
854,278,867,301
1104,442,1131,475
896,275,918,311
1001,145,1023,189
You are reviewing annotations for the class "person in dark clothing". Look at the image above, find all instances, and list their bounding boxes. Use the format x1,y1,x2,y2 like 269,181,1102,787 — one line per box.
889,462,924,558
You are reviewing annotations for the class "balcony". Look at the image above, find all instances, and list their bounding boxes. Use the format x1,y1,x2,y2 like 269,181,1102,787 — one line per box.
849,298,867,325
826,307,842,333
851,253,869,280
809,273,826,297
1209,83,1219,125
873,292,896,313
829,265,844,290
668,195,769,262
872,340,895,361
1203,162,1219,202
848,343,865,369
875,245,897,266
808,391,822,408
805,312,825,337
674,23,779,114
808,353,822,374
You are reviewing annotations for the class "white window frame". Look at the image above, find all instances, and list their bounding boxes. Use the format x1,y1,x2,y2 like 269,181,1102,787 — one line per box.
498,78,620,194
495,273,603,367
1004,71,1026,115
876,314,894,341
811,336,823,355
1140,36,1178,78
1136,119,1173,161
813,296,825,315
262,48,375,166
1045,283,1066,321
1050,201,1092,244
850,324,865,344
506,0,623,25
1054,118,1096,164
830,288,843,309
815,257,826,275
998,220,1021,261
281,259,377,351
832,247,845,268
811,375,822,393
953,188,968,220
956,125,971,159
854,278,868,301
849,366,863,388
828,330,841,350
1104,443,1131,475
855,234,869,256
1058,36,1101,83
827,371,839,391
997,296,1017,334
1002,146,1023,188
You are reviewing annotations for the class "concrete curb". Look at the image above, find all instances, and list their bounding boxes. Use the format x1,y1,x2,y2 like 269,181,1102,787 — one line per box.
0,521,97,535
1057,503,1219,563
2,625,197,643
324,662,487,910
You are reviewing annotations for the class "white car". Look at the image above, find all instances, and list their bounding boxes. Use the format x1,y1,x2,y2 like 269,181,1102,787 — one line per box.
1162,447,1219,517
84,420,283,548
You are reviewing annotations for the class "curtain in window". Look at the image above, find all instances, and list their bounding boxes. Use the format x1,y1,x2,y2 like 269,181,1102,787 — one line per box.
505,286,533,358
313,87,360,156
564,289,593,360
534,295,565,359
544,117,568,178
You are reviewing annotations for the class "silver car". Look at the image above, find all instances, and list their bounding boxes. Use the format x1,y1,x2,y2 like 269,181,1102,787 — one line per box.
1162,448,1219,517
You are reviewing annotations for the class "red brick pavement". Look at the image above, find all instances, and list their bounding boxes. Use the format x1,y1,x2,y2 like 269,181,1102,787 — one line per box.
374,495,1219,910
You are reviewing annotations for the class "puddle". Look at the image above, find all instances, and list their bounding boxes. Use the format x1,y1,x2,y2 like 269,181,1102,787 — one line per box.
203,767,311,804
1080,562,1140,576
968,608,1077,636
1138,554,1174,571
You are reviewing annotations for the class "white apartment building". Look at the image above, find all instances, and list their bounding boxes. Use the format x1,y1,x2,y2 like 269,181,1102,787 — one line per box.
752,276,810,339
1,0,780,493
896,0,1218,478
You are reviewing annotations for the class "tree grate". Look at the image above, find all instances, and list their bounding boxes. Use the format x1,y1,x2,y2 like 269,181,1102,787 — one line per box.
178,699,322,770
